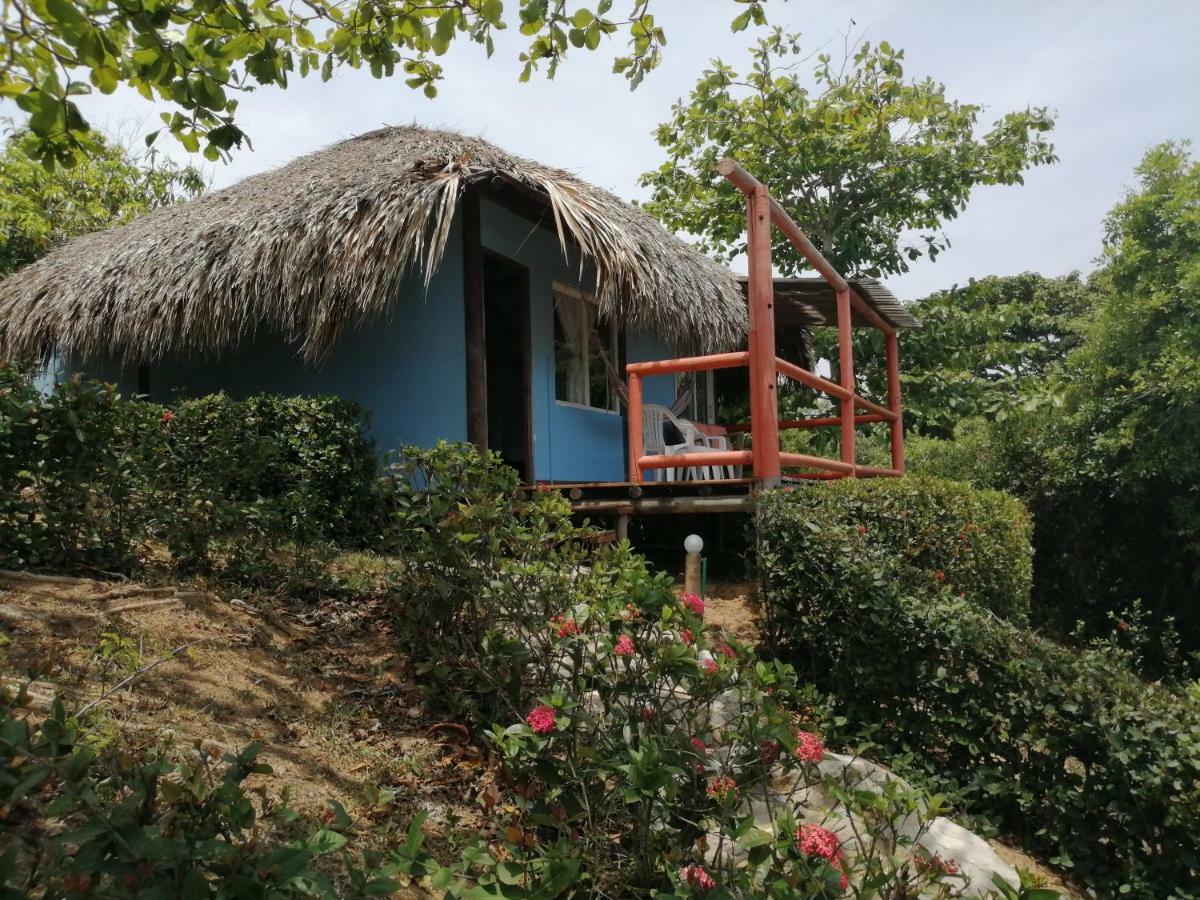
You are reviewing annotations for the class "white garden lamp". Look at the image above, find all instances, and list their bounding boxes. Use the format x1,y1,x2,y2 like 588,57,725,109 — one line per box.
683,534,704,597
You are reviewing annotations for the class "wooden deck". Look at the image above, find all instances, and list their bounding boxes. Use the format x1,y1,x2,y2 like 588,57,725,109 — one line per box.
520,477,760,522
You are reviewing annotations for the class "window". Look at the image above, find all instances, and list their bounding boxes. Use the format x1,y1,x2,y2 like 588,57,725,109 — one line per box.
553,283,618,412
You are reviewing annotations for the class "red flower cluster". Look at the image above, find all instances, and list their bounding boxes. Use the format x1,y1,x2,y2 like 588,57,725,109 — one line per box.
679,865,716,891
857,525,868,534
526,705,557,735
796,824,848,889
682,592,705,617
701,658,718,675
161,410,174,423
934,570,946,582
614,634,635,657
706,774,738,801
690,737,707,772
759,740,781,766
794,730,825,764
679,628,695,645
917,852,961,876
549,615,579,638
796,823,841,861
718,643,737,660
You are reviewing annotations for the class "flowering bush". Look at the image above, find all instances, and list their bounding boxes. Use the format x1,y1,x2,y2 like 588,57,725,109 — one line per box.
390,444,993,897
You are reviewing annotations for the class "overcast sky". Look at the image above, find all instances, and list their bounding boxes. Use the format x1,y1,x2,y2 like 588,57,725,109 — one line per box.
71,0,1200,302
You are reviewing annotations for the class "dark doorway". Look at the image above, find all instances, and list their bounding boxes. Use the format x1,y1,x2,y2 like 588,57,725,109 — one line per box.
483,253,532,481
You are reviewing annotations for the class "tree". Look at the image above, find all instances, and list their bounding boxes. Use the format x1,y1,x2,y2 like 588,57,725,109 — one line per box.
1,0,780,167
908,143,1200,656
883,272,1093,437
1065,141,1200,486
640,30,1057,279
0,132,205,276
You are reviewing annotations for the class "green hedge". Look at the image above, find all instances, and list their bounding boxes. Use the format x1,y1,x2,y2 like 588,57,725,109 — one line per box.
0,367,380,577
756,484,1200,897
758,476,1032,623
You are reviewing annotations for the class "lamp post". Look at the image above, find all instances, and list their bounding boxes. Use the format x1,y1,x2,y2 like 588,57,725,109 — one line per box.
684,533,704,597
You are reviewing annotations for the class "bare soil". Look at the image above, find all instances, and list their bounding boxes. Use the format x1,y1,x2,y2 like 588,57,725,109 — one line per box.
0,567,490,843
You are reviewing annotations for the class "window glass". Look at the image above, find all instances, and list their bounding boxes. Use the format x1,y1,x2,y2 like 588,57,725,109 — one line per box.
553,286,617,411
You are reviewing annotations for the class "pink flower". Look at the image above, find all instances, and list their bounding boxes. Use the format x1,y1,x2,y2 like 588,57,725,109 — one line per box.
526,705,557,735
679,628,695,645
701,658,718,675
794,731,825,764
614,634,635,657
682,593,705,617
679,864,716,891
719,643,737,660
796,823,843,862
690,737,707,755
705,774,738,801
161,410,174,423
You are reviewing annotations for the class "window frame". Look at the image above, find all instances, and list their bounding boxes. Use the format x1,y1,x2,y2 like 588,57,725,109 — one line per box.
551,281,620,415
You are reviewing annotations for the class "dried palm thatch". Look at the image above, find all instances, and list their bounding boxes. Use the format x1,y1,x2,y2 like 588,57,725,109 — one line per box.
0,125,747,364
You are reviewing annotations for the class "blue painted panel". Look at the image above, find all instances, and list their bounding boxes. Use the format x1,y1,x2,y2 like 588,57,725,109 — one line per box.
479,198,676,482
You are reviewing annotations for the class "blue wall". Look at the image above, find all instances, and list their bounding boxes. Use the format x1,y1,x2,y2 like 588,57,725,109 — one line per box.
477,198,673,482
129,218,470,455
98,195,675,482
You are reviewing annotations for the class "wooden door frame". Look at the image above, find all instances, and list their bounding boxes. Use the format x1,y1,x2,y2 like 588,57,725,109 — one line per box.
480,248,534,483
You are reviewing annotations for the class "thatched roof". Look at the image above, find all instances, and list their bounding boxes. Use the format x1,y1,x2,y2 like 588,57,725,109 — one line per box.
0,126,747,364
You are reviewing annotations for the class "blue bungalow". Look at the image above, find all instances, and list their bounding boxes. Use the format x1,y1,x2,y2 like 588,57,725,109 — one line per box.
0,126,751,484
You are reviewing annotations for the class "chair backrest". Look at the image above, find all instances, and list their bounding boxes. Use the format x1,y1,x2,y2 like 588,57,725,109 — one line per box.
643,403,695,452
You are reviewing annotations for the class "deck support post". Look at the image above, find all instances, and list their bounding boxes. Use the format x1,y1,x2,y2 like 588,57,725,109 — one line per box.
836,288,856,474
747,185,781,483
886,331,905,473
628,372,644,482
615,513,630,543
462,190,488,452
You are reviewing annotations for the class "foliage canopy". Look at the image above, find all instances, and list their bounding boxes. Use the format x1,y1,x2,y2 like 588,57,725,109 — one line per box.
0,133,204,276
641,30,1057,279
3,0,779,167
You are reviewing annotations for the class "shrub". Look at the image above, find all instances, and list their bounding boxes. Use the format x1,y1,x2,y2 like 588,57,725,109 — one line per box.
757,488,1200,897
0,367,380,581
0,696,366,896
0,367,150,571
756,477,1032,624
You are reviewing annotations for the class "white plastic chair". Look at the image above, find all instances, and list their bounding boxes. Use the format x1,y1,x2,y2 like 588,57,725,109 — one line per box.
642,404,726,481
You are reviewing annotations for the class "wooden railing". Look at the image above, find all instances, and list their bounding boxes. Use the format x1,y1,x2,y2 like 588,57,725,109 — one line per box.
626,160,905,484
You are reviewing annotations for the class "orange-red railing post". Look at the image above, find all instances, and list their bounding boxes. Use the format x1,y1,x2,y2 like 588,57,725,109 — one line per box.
628,372,644,482
885,331,905,473
836,289,856,474
747,184,781,483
